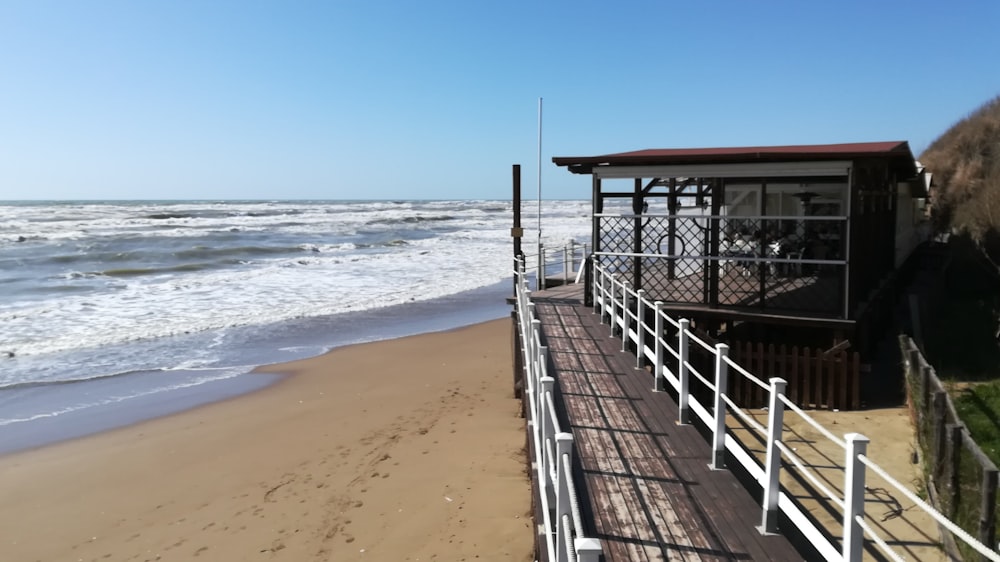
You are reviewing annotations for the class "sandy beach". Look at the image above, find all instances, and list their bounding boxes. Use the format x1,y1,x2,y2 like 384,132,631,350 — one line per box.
0,319,532,562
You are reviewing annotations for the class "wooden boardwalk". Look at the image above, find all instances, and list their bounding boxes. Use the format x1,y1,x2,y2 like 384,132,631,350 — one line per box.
530,283,807,561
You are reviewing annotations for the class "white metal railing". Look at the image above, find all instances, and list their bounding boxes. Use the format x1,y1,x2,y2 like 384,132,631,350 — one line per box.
590,259,1000,562
518,241,590,291
513,257,602,562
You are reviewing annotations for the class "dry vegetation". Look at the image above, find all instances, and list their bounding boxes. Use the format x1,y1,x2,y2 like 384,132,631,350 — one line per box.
921,94,1000,265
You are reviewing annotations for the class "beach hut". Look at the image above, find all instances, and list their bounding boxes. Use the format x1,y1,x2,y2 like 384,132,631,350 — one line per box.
553,142,930,405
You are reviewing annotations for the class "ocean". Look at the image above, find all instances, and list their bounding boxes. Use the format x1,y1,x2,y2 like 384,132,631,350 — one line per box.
0,199,591,453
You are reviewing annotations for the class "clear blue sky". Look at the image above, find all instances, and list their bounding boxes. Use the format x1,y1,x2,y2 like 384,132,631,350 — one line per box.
2,1,998,201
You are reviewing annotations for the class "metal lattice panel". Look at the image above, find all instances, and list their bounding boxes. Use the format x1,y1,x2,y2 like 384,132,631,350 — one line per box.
596,214,847,317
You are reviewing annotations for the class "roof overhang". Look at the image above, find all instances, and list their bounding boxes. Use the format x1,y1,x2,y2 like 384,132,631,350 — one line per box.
592,160,852,180
554,141,918,180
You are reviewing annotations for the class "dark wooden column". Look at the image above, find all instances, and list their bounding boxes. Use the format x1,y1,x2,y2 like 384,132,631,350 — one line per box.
709,179,723,308
633,178,643,290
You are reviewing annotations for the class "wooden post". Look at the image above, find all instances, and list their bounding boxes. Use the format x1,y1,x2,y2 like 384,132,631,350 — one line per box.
711,343,729,470
980,467,998,559
759,378,787,534
933,390,947,480
843,433,870,561
922,364,933,413
512,164,523,296
654,302,665,392
949,424,963,517
851,352,861,410
678,319,691,424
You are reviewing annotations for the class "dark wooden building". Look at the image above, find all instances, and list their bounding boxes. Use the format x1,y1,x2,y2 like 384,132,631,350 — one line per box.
553,141,930,365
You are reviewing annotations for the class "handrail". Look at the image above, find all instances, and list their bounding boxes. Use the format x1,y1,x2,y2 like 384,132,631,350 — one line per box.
588,259,1000,561
516,241,590,291
513,257,602,562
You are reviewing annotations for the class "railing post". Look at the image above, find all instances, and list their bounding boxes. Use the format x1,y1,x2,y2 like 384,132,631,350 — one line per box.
539,375,555,506
711,343,729,470
842,433,870,561
654,302,665,392
604,273,618,330
538,243,546,290
618,283,629,351
574,538,603,562
564,242,572,283
759,377,787,534
529,318,541,386
591,258,600,315
620,285,629,352
555,433,574,562
635,289,646,369
678,319,691,423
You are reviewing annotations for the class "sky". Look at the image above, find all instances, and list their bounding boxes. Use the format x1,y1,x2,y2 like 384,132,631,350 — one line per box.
1,1,998,201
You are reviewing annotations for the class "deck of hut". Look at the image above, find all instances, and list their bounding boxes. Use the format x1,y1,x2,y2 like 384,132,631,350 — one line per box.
527,282,810,561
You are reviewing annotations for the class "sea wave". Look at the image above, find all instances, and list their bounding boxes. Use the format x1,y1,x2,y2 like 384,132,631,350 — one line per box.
0,367,166,391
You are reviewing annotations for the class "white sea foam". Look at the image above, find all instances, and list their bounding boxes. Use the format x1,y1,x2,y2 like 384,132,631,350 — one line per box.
0,200,592,387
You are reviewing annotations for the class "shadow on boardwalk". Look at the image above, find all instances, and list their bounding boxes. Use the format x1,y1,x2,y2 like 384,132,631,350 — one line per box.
529,283,946,561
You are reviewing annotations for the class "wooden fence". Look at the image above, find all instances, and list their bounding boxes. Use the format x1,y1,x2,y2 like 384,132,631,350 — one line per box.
901,335,999,561
688,339,862,410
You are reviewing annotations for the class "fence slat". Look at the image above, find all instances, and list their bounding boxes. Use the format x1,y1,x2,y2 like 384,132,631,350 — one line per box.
802,347,812,409
851,352,861,410
790,345,800,405
837,352,848,410
826,351,836,410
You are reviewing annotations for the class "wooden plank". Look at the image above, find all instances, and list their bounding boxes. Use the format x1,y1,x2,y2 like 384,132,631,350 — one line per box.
530,291,804,561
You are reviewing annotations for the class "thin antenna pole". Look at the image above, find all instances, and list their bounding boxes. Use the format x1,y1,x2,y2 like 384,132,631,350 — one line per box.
537,97,543,246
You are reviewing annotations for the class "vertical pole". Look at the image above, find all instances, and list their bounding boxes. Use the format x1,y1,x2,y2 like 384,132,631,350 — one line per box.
635,289,646,367
536,97,543,294
608,275,617,335
621,291,629,353
842,433,870,561
678,319,691,423
513,164,522,296
539,244,546,290
563,244,570,283
654,302,665,391
980,467,998,556
711,343,729,470
759,378,788,534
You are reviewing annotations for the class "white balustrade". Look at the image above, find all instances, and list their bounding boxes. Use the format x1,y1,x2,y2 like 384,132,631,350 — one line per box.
586,259,1000,561
512,257,603,562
